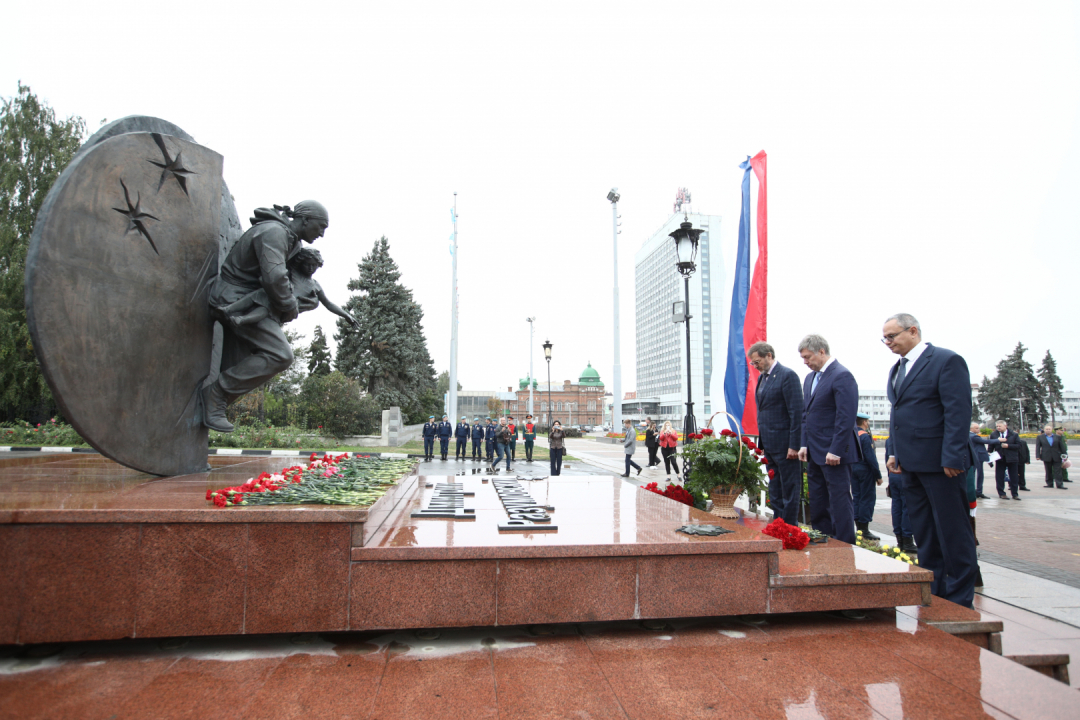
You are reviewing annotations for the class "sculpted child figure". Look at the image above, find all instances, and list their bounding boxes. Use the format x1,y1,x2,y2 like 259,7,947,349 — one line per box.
222,248,359,330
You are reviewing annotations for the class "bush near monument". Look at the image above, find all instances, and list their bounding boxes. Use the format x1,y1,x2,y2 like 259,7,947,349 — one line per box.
1,417,87,447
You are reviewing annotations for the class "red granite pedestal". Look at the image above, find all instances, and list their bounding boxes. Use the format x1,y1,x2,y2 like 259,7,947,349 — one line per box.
0,454,930,645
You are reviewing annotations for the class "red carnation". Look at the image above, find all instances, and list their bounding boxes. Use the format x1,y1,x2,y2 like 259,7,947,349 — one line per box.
720,429,733,437
759,458,767,465
701,428,714,436
762,518,809,550
768,469,776,478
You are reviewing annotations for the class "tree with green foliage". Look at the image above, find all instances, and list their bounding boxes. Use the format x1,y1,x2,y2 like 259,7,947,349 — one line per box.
335,236,438,423
308,325,332,377
977,343,1046,431
0,83,85,422
299,371,380,437
436,369,461,397
1038,350,1065,428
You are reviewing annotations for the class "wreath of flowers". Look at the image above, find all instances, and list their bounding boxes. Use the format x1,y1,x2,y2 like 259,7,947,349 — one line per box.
206,452,355,507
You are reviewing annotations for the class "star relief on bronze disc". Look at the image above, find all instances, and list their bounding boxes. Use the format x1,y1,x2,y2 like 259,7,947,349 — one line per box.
112,178,160,254
148,132,196,196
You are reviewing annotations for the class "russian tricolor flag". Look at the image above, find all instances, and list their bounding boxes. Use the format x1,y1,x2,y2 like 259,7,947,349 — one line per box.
724,151,768,435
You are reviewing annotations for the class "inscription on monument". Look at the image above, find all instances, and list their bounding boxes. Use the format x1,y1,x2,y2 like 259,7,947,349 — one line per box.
493,478,557,532
412,483,475,520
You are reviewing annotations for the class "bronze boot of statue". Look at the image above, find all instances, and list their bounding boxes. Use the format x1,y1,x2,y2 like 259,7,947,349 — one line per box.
201,381,234,433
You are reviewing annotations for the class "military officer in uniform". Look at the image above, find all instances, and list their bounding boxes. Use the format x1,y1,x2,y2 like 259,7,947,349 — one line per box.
455,416,470,461
421,416,437,461
485,418,497,461
507,416,518,461
851,412,883,540
437,414,453,461
523,415,537,462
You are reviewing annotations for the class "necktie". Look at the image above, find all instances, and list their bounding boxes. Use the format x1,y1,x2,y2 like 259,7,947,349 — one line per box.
811,371,821,396
895,357,908,390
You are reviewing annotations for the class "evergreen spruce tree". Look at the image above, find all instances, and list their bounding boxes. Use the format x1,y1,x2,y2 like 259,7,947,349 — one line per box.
977,343,1046,431
1038,350,1065,428
335,237,438,423
0,83,85,421
307,325,332,377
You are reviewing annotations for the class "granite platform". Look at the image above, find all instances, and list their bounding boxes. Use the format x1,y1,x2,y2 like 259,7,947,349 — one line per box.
0,454,931,646
3,610,1079,720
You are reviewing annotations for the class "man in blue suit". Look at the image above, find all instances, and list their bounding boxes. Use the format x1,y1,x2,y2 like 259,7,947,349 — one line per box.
436,415,453,461
470,418,485,460
883,313,979,608
798,334,859,544
421,416,437,461
749,341,804,525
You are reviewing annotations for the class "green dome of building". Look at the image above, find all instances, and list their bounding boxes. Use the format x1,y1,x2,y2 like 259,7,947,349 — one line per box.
578,362,603,387
518,376,538,390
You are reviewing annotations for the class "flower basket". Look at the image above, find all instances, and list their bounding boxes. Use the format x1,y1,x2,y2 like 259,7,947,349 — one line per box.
709,485,741,518
680,411,768,514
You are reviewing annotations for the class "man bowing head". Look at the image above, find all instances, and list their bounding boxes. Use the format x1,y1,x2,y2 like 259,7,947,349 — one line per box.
884,313,979,608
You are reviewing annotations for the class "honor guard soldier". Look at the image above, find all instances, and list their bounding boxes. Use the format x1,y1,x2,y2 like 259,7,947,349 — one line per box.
437,414,453,461
852,412,883,540
507,416,518,461
485,417,497,461
523,415,537,462
455,416,470,461
421,416,437,461
471,417,485,460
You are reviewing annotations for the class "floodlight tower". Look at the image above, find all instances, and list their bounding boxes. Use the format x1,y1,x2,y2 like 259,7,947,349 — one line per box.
607,188,622,432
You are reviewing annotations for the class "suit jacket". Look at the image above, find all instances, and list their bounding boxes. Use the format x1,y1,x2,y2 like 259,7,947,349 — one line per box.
1036,433,1067,462
754,362,803,457
887,344,972,474
988,429,1020,463
969,433,990,463
801,360,859,465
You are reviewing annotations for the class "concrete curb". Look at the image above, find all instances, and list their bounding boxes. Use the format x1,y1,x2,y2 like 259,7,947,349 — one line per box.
0,446,424,460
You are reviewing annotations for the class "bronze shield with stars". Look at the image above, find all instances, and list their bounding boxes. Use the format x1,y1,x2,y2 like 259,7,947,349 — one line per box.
25,131,223,476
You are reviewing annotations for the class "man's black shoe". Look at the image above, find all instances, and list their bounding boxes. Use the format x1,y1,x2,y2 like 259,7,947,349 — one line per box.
620,473,630,477
1020,487,1031,491
1058,486,1068,489
1013,496,1022,501
976,493,989,499
998,494,1008,499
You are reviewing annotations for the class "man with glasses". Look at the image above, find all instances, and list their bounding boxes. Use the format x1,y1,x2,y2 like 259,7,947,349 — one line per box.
748,341,804,525
883,313,979,608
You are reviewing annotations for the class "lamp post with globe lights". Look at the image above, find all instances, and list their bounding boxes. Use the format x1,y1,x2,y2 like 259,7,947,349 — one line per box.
543,340,553,428
670,218,704,445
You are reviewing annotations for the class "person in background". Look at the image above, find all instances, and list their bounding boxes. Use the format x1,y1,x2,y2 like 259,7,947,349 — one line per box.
851,413,883,540
621,418,643,478
1036,424,1067,489
988,420,1021,500
454,416,470,461
645,420,660,467
436,414,453,461
884,435,916,555
970,423,991,500
658,421,681,478
523,415,537,462
507,416,518,461
1058,428,1072,483
422,416,437,462
470,418,484,461
491,417,512,473
549,420,566,475
1016,434,1031,491
965,431,984,587
485,417,497,462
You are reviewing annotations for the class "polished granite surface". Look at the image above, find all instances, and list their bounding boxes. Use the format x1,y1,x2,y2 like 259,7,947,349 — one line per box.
0,454,396,523
774,541,930,586
1,610,1076,719
355,475,783,559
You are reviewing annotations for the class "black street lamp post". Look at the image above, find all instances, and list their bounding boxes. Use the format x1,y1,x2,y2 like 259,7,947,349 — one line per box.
670,219,703,449
543,339,553,429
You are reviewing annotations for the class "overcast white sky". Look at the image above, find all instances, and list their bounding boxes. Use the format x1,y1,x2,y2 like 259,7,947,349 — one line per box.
5,0,1080,399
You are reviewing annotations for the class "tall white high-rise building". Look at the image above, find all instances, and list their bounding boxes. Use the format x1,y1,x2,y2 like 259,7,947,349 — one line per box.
633,212,726,429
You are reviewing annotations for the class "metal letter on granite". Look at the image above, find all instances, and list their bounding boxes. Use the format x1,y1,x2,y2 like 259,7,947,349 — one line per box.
492,478,557,532
411,483,475,520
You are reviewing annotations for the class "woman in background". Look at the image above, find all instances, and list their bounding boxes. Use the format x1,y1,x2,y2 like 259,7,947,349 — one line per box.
658,421,680,478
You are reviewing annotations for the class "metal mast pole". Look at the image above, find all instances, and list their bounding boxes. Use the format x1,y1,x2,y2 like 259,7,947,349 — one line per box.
448,193,459,424
683,275,696,438
608,189,622,433
527,317,535,416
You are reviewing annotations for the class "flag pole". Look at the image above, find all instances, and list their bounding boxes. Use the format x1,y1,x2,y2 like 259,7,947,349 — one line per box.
448,193,459,424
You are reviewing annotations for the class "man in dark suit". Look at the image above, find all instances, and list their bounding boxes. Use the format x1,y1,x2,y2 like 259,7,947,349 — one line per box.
884,313,979,608
749,341,804,525
969,423,991,499
988,420,1021,500
797,334,858,544
1035,424,1067,489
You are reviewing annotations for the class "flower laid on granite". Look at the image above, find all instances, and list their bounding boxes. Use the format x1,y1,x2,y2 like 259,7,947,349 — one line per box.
798,525,828,543
761,518,810,550
205,454,415,507
855,530,919,565
641,481,696,508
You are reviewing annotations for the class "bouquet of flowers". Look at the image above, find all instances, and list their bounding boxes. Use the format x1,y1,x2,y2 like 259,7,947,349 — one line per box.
762,518,810,550
679,426,768,511
641,481,696,508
